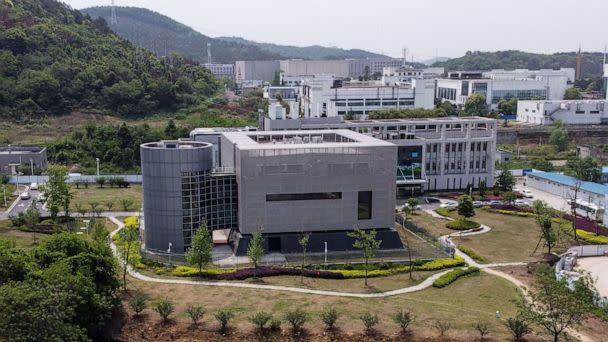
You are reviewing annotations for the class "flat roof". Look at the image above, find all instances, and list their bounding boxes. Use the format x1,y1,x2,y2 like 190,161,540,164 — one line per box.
222,129,394,150
528,172,608,196
345,116,495,124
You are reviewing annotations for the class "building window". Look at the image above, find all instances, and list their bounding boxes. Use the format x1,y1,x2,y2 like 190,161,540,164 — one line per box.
358,191,372,220
266,192,342,201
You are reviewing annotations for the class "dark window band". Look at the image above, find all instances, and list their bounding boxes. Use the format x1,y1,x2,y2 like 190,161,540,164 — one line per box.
266,192,342,201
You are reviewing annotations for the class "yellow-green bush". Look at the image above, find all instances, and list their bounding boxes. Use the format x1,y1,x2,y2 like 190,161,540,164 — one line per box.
124,216,139,229
433,267,480,288
493,209,534,217
435,207,454,217
172,266,236,277
576,230,608,244
458,245,486,263
415,256,465,271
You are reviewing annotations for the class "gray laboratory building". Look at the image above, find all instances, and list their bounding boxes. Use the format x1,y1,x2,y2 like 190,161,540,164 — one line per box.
0,144,48,175
141,130,403,255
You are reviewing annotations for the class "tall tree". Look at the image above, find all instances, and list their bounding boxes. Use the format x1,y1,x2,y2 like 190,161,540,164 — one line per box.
119,226,138,289
534,214,556,254
457,195,476,220
42,165,71,221
347,228,382,286
186,223,213,274
497,97,518,115
495,166,515,192
247,230,264,277
461,94,489,117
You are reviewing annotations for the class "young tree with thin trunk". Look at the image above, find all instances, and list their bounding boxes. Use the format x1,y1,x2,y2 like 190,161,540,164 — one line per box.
119,226,138,289
247,229,264,278
347,228,382,286
521,265,590,342
42,165,71,221
104,201,114,212
74,202,86,218
298,233,309,284
186,223,213,274
536,214,556,254
399,207,414,279
119,198,134,211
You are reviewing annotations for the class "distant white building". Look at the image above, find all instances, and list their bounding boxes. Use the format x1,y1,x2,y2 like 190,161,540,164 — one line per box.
301,76,435,119
484,68,575,83
235,60,280,84
203,63,234,79
436,70,569,110
381,66,444,85
604,63,608,99
517,100,608,125
264,86,300,119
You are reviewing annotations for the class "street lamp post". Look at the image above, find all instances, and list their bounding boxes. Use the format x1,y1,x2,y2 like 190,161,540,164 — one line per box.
324,241,328,265
167,242,173,267
29,158,33,177
2,185,6,208
95,158,100,176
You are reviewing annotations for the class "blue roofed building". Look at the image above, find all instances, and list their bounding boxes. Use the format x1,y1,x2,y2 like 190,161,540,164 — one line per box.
601,166,608,184
526,171,608,222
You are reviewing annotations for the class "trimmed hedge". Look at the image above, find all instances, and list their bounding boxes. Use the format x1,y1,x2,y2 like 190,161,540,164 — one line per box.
415,256,465,271
446,219,481,230
170,257,466,280
433,267,480,288
435,207,454,217
576,230,608,244
458,245,486,263
492,209,535,217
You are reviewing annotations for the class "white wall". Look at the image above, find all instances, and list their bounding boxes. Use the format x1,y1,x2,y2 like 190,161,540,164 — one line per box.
517,100,608,125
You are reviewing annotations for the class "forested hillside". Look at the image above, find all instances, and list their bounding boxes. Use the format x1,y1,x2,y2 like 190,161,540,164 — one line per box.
218,36,389,60
0,0,219,119
434,50,605,78
81,6,282,64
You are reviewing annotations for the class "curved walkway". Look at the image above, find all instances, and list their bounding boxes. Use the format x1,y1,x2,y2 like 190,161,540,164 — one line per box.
107,216,452,298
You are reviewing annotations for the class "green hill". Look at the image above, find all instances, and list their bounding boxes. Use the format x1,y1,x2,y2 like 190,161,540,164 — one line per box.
81,6,388,62
217,36,389,60
434,50,605,78
81,6,281,63
0,0,219,119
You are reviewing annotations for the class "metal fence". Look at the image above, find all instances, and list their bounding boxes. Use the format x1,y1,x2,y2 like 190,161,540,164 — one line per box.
396,214,454,257
7,174,142,185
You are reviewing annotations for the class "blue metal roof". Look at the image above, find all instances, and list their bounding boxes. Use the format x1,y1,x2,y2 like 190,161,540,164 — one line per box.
528,172,608,195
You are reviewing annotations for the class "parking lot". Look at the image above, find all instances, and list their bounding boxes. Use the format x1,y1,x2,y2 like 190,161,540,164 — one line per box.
516,178,571,212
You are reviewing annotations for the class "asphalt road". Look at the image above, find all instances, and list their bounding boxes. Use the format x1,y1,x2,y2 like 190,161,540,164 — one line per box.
4,188,47,218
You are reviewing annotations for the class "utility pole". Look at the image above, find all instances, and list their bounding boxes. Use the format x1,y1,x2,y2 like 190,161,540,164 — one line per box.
29,158,33,177
96,158,100,176
207,42,212,65
110,0,118,25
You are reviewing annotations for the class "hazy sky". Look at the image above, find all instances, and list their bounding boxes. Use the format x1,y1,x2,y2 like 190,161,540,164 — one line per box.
62,0,607,60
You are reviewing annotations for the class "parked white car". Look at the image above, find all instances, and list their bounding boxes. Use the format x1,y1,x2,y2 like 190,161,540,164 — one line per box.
521,190,534,198
440,201,458,208
20,192,30,200
29,183,38,190
473,201,484,208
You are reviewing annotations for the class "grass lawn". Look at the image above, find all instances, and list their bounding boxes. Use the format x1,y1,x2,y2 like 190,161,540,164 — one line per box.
70,184,142,212
450,209,576,263
0,219,50,248
127,272,528,339
407,211,453,238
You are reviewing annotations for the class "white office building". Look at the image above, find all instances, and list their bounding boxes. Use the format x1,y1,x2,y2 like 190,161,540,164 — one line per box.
261,116,497,194
203,63,235,79
381,66,444,85
301,76,435,119
484,68,575,83
235,60,280,84
517,100,608,125
436,72,569,110
264,86,300,119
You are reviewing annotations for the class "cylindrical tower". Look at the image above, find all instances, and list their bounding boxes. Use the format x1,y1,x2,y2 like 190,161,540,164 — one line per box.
140,140,213,254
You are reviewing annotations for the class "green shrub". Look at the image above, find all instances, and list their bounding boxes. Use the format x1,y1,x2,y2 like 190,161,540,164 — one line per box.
249,311,273,331
215,309,234,333
185,304,205,325
360,312,379,334
446,219,480,230
458,245,486,263
284,308,308,333
576,230,608,244
269,319,282,332
433,267,480,288
320,306,339,330
435,207,454,217
128,292,148,317
415,257,465,271
154,297,175,322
